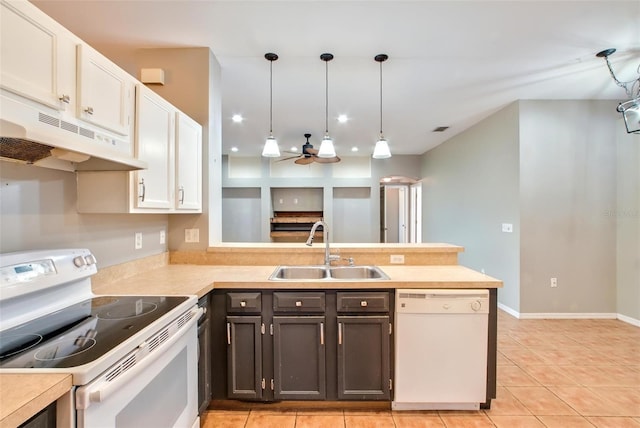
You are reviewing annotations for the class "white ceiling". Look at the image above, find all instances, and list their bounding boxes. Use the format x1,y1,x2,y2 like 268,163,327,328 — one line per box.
32,0,640,157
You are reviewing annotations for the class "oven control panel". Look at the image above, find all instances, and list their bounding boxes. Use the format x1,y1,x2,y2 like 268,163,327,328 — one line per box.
0,259,57,286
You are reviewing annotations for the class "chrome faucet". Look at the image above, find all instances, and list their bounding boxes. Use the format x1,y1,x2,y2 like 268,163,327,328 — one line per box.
306,220,339,266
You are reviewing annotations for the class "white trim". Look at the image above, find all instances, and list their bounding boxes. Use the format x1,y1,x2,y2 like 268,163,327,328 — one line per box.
617,313,640,327
519,312,617,320
497,303,520,318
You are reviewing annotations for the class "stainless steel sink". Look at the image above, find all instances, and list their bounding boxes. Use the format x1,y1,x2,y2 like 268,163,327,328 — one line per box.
329,265,389,280
269,265,328,280
269,265,389,281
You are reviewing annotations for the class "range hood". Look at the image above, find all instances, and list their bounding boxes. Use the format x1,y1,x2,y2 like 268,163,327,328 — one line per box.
0,93,146,172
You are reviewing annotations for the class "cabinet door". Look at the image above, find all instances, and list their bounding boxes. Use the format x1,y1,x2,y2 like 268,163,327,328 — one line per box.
272,316,326,400
226,316,263,400
134,85,174,209
175,111,202,211
0,0,72,110
337,316,391,400
77,44,131,136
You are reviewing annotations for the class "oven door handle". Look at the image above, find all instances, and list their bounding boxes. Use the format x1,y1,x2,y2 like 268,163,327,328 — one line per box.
76,306,202,410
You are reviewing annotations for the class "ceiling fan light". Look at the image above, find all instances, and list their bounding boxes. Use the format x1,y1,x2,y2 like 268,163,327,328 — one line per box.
262,136,280,157
373,138,392,159
618,98,640,134
317,136,336,158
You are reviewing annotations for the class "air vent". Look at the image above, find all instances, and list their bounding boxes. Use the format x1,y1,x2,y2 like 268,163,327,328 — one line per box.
38,112,59,127
79,127,95,139
61,121,78,133
432,126,449,132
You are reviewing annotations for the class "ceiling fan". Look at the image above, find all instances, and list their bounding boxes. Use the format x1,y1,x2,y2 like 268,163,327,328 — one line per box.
278,133,341,165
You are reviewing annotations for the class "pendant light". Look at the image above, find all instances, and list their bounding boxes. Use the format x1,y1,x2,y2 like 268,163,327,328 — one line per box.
262,53,280,157
318,53,337,158
373,54,392,159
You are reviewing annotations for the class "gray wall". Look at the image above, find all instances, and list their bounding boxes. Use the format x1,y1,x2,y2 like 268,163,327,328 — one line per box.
519,100,617,314
421,99,635,317
421,102,521,311
615,121,640,320
0,162,168,267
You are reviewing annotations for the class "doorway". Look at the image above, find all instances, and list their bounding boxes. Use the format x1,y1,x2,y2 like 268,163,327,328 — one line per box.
380,177,422,243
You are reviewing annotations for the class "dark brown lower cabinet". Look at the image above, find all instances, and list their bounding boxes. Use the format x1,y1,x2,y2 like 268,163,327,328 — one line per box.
273,316,326,400
226,315,263,400
337,315,391,400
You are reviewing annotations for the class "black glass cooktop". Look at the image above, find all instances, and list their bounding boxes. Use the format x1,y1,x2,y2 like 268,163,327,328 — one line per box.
0,295,188,369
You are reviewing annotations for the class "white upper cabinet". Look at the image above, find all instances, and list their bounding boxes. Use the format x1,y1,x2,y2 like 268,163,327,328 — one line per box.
175,112,202,211
77,44,132,136
134,84,174,210
0,0,75,111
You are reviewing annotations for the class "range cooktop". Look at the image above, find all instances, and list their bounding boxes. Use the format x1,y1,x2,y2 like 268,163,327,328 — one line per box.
0,295,188,369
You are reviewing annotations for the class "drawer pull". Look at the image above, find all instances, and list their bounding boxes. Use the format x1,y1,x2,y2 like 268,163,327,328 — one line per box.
360,301,368,307
295,301,302,307
240,301,246,307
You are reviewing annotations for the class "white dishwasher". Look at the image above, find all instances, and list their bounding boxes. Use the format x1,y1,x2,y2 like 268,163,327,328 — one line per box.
393,289,489,411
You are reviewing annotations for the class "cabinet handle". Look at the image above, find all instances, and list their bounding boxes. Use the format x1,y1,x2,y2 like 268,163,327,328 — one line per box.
84,106,94,115
138,178,145,201
226,322,231,345
320,322,324,345
59,94,70,104
179,186,185,204
338,322,343,345
360,300,368,307
240,301,246,307
295,301,302,307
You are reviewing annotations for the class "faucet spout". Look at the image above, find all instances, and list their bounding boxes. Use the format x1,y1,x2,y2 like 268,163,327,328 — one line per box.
306,220,332,266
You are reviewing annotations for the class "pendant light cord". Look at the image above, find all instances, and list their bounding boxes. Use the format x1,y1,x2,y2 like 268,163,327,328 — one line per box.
325,59,329,134
269,59,273,135
379,59,383,136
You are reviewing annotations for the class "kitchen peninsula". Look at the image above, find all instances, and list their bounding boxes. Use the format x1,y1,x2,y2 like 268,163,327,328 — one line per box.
1,243,502,426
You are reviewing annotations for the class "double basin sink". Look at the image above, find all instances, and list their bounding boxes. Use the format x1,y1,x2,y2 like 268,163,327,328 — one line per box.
269,265,389,281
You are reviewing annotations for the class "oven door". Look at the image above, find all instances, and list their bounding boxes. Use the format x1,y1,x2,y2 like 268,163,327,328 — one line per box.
75,308,201,428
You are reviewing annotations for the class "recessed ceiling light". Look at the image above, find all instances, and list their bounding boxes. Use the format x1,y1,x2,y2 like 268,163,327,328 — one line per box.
230,147,239,152
351,147,359,152
290,147,298,152
337,114,348,123
232,114,243,123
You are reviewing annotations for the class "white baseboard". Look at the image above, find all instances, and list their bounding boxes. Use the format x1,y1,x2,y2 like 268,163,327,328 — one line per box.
497,302,639,327
617,313,640,327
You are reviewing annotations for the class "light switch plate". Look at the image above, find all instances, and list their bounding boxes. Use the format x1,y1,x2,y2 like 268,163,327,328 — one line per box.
501,223,513,233
390,254,405,264
185,228,200,243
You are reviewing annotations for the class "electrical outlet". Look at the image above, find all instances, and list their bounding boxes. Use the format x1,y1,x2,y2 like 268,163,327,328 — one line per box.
134,232,142,250
550,277,558,288
185,228,200,243
160,230,166,245
390,254,405,264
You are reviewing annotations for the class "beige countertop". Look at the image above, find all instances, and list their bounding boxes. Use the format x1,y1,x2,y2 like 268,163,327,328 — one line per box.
2,262,501,425
93,264,502,298
0,374,71,428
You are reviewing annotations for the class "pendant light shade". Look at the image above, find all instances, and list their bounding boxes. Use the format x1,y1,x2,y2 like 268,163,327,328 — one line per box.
318,53,336,158
262,53,280,157
373,54,392,159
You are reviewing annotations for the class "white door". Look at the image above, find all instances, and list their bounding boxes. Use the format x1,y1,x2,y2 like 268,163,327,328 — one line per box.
0,0,74,111
410,182,422,243
134,85,174,210
175,112,202,211
77,44,131,136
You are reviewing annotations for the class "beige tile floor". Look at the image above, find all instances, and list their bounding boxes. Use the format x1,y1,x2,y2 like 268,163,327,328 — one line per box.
201,310,640,428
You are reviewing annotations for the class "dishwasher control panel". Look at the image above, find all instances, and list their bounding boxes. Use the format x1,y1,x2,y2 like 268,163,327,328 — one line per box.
396,289,489,314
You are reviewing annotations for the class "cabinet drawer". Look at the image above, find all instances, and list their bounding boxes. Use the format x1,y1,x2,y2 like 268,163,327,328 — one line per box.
337,292,389,313
273,292,325,313
226,292,261,313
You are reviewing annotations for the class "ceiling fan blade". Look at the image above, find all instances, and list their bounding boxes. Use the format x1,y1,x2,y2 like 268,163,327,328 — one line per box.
313,155,341,163
276,155,302,162
295,156,314,165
